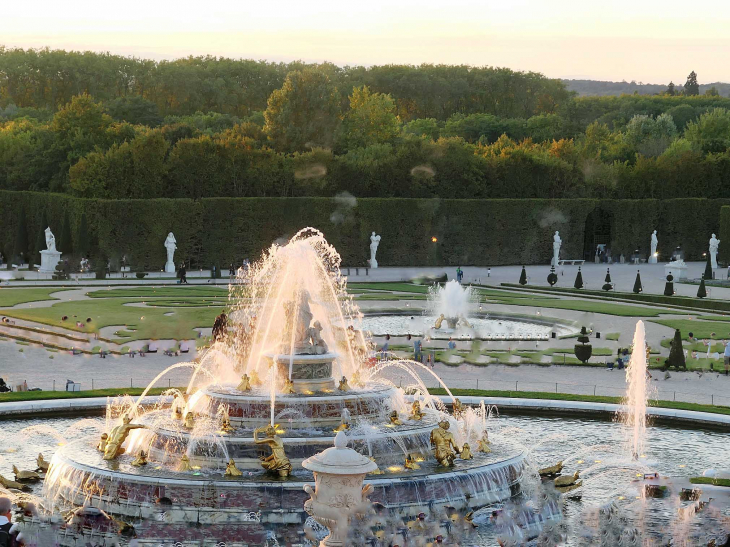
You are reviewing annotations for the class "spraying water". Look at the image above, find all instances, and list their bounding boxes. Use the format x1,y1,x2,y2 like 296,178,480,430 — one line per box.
622,320,649,460
428,280,476,328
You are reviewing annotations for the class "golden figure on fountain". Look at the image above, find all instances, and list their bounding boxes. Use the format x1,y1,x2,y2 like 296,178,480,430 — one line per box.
184,412,195,429
249,369,262,387
404,454,421,470
36,453,50,472
461,443,473,460
225,458,243,477
410,400,425,421
102,415,146,460
452,398,465,418
178,454,192,472
236,374,252,392
131,450,148,467
430,420,460,467
282,377,296,394
477,430,491,454
389,410,402,426
254,424,292,477
220,408,235,433
96,433,109,453
351,369,364,387
338,376,350,392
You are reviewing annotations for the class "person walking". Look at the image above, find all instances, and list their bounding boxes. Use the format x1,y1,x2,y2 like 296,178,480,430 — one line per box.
414,337,423,362
723,338,730,375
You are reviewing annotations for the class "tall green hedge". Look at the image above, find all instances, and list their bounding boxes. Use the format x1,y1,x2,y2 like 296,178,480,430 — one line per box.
720,206,730,265
0,191,727,269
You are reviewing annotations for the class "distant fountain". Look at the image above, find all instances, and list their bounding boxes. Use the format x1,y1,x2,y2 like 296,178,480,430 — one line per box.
428,280,475,330
621,320,650,460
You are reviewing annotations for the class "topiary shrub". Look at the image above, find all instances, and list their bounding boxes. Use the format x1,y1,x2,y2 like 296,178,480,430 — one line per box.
573,267,583,289
664,273,674,296
666,328,686,370
697,274,707,298
547,265,557,286
704,253,713,281
136,272,148,279
574,326,593,363
633,270,643,294
602,268,613,291
519,266,527,286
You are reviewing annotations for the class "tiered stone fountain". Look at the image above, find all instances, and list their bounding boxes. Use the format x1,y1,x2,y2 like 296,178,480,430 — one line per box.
40,229,527,544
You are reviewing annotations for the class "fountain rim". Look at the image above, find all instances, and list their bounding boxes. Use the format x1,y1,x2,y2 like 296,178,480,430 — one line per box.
202,381,398,402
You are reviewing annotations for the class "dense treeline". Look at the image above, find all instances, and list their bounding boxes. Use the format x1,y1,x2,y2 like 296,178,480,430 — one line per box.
2,48,730,200
1,191,725,268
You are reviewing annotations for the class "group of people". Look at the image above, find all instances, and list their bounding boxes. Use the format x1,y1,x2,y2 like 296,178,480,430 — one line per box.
0,496,24,546
177,262,188,284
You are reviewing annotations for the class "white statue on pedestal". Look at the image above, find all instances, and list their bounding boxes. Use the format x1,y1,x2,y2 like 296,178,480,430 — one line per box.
709,233,720,269
369,232,381,269
164,232,177,273
552,231,562,267
649,230,658,264
39,227,62,273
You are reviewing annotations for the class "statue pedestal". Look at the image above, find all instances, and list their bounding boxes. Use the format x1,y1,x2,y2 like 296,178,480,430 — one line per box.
648,256,657,264
164,261,175,273
39,250,62,273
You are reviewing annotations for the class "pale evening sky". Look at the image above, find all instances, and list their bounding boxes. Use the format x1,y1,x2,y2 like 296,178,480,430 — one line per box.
1,0,728,83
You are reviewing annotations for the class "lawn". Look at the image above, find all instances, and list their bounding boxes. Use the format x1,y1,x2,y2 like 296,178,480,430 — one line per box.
348,282,430,293
652,319,730,340
0,298,218,342
0,287,73,307
488,296,683,317
86,286,229,298
0,387,175,402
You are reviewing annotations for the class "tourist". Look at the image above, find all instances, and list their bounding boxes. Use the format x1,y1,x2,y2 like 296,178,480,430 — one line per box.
0,496,20,546
447,338,456,350
414,337,422,362
229,264,234,277
456,266,463,283
379,334,390,358
723,340,730,376
178,262,188,284
0,378,10,393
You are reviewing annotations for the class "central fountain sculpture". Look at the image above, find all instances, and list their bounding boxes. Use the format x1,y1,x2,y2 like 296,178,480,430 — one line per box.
39,228,527,545
430,279,475,330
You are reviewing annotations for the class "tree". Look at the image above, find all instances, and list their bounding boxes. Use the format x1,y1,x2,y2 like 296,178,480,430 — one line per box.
667,329,686,370
264,68,341,152
685,108,730,153
624,113,677,156
603,268,613,291
337,86,400,150
13,206,29,263
705,86,719,97
573,267,583,289
697,274,707,298
402,118,440,140
666,81,676,96
107,96,162,126
76,213,90,257
519,265,527,285
633,270,643,293
684,71,699,96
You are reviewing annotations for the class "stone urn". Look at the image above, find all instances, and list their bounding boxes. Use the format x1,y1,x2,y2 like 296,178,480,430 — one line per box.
302,431,378,546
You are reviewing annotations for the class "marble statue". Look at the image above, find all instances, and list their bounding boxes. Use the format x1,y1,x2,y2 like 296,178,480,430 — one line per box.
649,230,658,264
254,424,292,477
164,232,177,273
369,232,381,268
45,227,57,252
710,233,720,269
552,231,562,267
430,420,460,467
39,227,62,273
102,415,145,460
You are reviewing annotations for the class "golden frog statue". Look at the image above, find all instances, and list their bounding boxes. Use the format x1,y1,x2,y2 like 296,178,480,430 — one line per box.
477,431,491,454
410,401,425,421
460,443,473,460
236,374,252,392
430,420,460,467
389,410,402,426
404,454,421,470
255,424,292,477
131,450,148,467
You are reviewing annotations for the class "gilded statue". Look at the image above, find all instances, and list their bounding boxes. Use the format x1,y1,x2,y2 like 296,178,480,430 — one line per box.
368,457,384,475
334,408,351,432
249,369,262,386
36,453,50,472
452,398,465,418
184,412,195,429
389,410,402,426
430,420,460,467
410,401,425,421
225,458,243,477
477,431,491,454
236,374,252,392
254,424,292,477
461,443,473,460
103,415,146,460
351,369,363,387
178,454,192,472
404,454,421,470
338,376,350,392
131,450,148,467
220,409,235,433
97,433,109,453
282,377,296,394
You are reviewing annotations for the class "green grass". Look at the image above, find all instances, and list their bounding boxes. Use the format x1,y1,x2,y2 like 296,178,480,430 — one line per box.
652,319,730,340
354,293,427,301
348,282,429,293
428,388,730,416
0,298,217,342
689,477,730,487
0,287,73,307
86,286,228,299
486,296,683,317
606,333,620,341
0,387,176,402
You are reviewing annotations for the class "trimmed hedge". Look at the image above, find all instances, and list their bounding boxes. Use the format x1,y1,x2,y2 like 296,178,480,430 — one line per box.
720,206,730,264
1,192,728,269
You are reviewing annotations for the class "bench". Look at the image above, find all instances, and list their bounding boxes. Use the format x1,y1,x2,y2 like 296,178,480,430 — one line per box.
558,260,584,266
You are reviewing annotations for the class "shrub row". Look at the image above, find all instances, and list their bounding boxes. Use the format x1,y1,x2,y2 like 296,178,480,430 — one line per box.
1,192,727,269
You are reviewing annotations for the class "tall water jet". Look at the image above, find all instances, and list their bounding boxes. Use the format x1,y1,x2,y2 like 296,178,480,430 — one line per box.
622,320,649,460
428,280,475,330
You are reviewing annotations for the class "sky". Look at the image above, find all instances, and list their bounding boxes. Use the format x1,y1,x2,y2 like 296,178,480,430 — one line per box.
2,0,729,83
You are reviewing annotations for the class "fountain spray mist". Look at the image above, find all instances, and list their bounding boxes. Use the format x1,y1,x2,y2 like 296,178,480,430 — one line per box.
622,320,649,460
